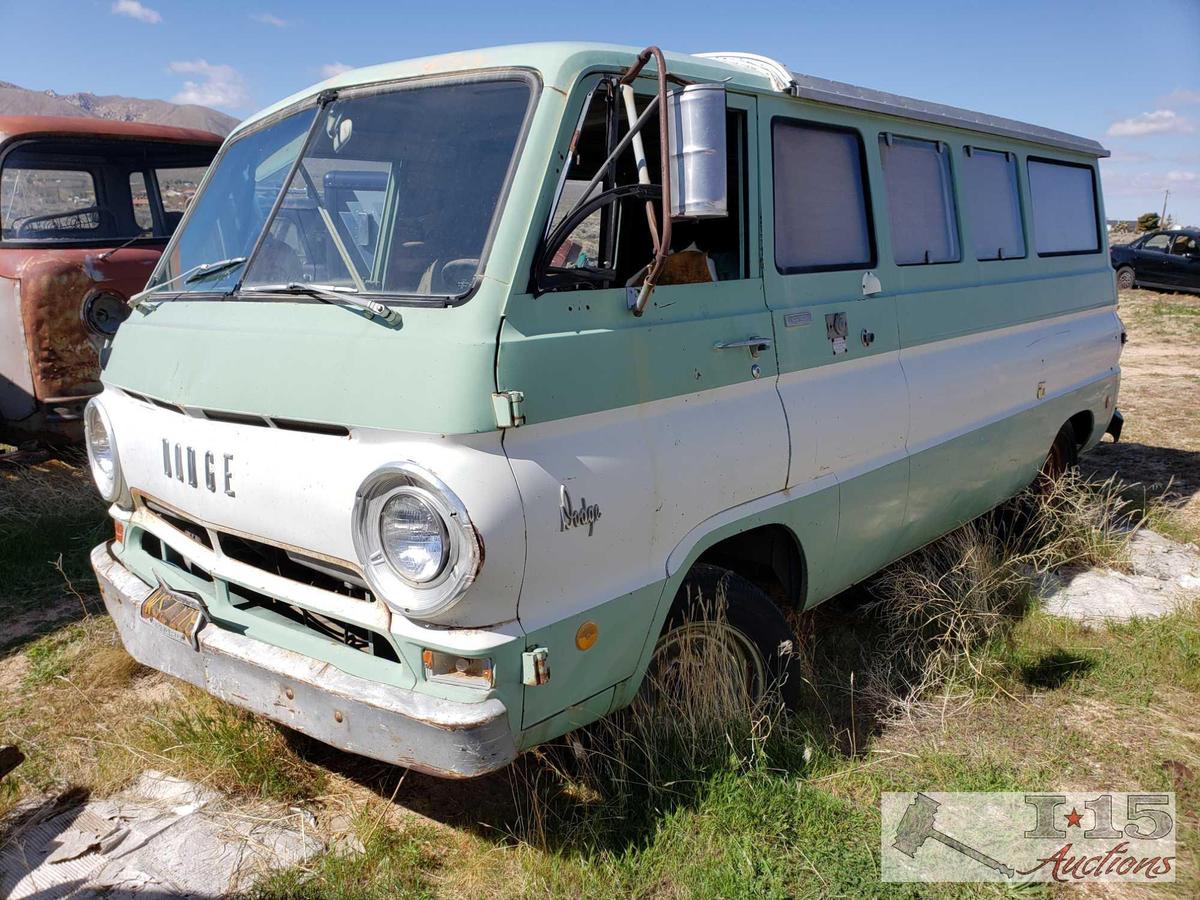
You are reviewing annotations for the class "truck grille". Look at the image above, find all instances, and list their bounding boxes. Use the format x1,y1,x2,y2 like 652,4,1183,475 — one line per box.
134,501,398,666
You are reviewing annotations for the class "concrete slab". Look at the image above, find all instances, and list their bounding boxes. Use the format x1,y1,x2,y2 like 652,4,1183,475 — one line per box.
1040,530,1200,624
0,771,323,898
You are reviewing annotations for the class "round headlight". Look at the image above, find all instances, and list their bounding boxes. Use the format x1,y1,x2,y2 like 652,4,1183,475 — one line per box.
379,490,448,584
84,399,122,502
352,462,482,620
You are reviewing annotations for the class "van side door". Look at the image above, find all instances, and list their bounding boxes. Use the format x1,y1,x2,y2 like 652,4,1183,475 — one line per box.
759,107,909,602
498,86,787,728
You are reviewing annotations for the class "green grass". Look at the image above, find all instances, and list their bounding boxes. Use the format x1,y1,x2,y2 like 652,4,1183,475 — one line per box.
253,814,442,899
140,691,329,801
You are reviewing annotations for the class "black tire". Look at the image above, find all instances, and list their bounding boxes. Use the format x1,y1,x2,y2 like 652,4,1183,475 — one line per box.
1116,266,1136,291
1040,421,1079,484
644,564,802,710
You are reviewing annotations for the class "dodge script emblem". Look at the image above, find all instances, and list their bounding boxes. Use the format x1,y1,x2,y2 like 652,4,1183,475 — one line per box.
162,439,235,497
559,485,601,536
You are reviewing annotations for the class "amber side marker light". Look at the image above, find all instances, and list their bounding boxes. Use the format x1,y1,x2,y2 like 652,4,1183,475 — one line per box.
575,620,599,651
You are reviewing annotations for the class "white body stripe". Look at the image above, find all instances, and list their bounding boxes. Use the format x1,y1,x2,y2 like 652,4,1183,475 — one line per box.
902,306,1121,454
503,374,789,632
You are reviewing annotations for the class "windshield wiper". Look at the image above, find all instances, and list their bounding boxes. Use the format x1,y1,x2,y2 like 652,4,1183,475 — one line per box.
129,256,248,309
241,282,402,326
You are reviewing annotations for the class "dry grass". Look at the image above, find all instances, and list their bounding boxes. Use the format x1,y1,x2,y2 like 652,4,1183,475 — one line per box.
510,586,790,852
856,471,1157,712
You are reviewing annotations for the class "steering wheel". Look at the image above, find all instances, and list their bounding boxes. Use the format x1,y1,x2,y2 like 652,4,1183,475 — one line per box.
13,206,115,238
437,258,480,295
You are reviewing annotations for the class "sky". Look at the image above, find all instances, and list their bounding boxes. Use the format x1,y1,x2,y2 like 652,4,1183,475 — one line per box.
2,0,1198,224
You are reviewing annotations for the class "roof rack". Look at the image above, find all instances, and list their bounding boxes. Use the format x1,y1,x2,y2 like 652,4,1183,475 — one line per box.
695,51,1108,158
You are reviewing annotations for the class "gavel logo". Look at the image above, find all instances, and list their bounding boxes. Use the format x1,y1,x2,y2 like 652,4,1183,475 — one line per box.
892,793,1015,878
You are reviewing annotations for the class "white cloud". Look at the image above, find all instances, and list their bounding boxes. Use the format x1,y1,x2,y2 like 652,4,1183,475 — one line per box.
1167,170,1198,185
168,60,249,109
1106,109,1195,137
111,0,161,24
1106,149,1155,164
319,62,353,79
251,12,288,27
1163,88,1200,106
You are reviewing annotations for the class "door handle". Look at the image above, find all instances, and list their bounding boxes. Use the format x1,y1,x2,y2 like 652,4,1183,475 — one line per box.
714,337,773,359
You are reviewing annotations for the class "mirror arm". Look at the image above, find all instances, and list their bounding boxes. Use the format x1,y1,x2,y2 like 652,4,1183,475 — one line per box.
619,46,672,316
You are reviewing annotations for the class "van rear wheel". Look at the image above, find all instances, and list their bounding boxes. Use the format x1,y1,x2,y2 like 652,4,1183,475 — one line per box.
640,564,801,711
1116,266,1135,290
1039,422,1079,488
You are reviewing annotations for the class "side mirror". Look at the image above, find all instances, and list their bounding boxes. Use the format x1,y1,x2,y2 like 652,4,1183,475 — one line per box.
666,84,728,220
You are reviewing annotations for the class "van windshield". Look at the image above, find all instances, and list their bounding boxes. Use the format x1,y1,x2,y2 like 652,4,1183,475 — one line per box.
149,76,532,299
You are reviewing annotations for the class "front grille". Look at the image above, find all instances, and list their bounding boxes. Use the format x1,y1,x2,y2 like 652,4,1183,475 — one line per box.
228,582,400,664
218,532,368,600
134,503,393,665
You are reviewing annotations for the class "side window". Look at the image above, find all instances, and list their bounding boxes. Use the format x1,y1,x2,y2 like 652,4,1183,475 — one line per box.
878,134,961,265
772,119,874,273
961,147,1025,260
1,167,99,239
1027,158,1100,256
129,171,155,231
1143,234,1171,252
542,84,747,291
1170,234,1198,257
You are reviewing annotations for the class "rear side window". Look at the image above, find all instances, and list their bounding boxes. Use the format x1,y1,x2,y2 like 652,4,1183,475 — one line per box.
879,134,960,265
772,119,874,273
1027,159,1100,256
962,148,1025,260
1,167,99,239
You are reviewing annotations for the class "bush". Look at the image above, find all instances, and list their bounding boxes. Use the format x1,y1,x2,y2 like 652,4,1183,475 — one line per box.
1137,211,1161,232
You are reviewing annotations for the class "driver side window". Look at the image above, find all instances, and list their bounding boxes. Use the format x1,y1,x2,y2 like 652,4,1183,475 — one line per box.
540,83,747,293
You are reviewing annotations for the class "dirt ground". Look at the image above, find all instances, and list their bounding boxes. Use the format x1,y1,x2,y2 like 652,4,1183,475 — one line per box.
1083,287,1200,544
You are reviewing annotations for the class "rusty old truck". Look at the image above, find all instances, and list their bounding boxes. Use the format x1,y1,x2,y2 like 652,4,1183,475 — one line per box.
0,116,221,440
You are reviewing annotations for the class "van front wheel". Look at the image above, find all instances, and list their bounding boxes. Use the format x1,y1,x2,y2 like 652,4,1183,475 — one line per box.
640,564,801,712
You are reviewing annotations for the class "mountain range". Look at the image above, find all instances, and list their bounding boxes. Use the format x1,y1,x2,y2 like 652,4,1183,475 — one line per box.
0,80,238,136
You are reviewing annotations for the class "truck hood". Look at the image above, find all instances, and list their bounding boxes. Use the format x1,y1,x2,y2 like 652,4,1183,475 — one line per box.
101,293,501,434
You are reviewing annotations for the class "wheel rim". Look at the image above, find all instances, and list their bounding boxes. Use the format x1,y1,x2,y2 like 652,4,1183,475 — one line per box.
643,620,769,710
1118,270,1134,289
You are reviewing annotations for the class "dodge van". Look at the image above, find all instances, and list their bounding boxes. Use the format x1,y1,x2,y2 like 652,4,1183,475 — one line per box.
1,116,221,439
86,44,1124,777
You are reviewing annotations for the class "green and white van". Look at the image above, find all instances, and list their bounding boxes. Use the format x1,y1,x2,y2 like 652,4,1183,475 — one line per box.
86,43,1124,777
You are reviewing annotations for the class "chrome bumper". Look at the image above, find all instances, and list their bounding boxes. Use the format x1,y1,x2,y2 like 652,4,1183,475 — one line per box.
91,544,517,778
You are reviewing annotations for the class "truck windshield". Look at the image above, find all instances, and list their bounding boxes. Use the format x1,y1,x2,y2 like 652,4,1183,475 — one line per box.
150,76,532,300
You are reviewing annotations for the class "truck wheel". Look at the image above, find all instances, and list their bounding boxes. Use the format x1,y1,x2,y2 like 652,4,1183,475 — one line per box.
1116,266,1135,290
642,564,802,711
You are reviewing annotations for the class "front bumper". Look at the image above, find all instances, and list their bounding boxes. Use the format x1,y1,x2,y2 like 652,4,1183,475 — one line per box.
91,544,517,778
